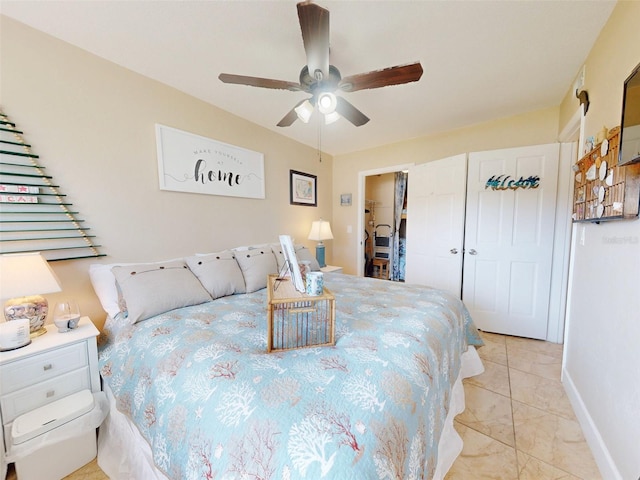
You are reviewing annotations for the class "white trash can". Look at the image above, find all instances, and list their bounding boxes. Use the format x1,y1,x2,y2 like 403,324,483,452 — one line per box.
11,390,100,480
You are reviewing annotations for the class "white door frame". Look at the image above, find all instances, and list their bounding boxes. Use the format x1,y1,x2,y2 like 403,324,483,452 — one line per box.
547,142,577,342
558,106,585,347
357,163,414,277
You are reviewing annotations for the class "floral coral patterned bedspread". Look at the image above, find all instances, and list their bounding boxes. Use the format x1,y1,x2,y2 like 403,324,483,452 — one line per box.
99,273,483,480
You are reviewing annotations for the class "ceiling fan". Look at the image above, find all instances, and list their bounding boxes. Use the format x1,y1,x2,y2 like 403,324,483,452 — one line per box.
218,1,423,127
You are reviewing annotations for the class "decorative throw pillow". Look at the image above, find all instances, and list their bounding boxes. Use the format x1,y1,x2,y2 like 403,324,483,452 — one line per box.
234,248,278,293
185,251,246,298
111,260,212,324
270,244,286,272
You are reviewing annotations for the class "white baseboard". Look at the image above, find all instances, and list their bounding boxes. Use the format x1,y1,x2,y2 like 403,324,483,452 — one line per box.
562,367,621,480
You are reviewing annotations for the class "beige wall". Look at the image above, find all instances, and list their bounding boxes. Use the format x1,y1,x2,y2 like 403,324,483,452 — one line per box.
558,2,640,479
332,107,559,274
0,17,333,330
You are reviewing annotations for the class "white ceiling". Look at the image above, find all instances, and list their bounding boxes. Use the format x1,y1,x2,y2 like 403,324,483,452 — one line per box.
2,0,616,156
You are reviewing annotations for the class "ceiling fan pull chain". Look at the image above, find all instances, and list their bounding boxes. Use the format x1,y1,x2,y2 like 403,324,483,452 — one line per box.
317,120,322,163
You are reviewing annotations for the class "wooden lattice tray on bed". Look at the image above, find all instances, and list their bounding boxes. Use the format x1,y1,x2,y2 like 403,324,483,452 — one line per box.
266,274,336,352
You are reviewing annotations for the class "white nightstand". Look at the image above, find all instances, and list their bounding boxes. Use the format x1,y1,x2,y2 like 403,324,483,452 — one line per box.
320,265,343,273
0,317,100,476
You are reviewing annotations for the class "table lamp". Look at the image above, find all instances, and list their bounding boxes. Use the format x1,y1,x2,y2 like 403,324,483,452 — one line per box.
308,219,333,268
0,252,62,338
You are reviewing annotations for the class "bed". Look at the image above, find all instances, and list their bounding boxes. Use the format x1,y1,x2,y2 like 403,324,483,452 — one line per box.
90,246,483,480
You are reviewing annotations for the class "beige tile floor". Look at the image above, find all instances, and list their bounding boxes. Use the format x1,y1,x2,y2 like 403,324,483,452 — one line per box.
445,331,602,480
6,331,601,480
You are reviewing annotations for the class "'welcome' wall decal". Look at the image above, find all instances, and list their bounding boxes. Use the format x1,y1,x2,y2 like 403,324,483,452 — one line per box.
485,175,540,191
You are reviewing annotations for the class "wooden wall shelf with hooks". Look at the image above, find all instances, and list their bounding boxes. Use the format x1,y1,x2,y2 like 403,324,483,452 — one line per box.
572,126,640,223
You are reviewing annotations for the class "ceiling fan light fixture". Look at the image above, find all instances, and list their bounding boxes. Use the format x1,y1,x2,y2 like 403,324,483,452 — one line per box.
317,92,337,114
324,111,340,125
220,3,424,129
295,99,314,123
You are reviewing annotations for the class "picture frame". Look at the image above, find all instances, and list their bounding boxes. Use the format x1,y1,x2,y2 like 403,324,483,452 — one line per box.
340,193,352,206
289,170,317,206
278,234,305,292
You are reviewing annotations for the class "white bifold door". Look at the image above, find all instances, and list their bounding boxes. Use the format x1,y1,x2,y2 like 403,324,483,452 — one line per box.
463,144,559,339
405,154,467,298
406,144,560,340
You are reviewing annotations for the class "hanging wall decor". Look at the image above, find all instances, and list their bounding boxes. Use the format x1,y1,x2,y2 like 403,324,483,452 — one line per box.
0,111,104,262
573,126,640,222
156,124,265,199
289,170,317,206
485,175,540,191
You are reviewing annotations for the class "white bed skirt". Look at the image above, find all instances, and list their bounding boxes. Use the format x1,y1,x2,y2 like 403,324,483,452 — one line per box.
97,346,484,480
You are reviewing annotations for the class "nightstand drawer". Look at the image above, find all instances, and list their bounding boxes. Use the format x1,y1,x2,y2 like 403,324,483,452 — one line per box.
1,367,91,424
0,342,87,395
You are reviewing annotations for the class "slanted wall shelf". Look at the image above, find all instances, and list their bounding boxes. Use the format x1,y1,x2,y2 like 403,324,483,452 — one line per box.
573,126,640,223
0,111,104,261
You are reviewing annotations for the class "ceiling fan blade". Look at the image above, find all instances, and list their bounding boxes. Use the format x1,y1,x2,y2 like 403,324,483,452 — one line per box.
277,100,307,127
278,100,304,127
297,1,330,80
277,97,317,127
339,62,423,92
277,107,300,127
335,96,370,127
219,73,302,91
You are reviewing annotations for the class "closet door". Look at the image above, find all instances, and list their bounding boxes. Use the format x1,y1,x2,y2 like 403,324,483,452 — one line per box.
463,144,559,339
405,154,467,297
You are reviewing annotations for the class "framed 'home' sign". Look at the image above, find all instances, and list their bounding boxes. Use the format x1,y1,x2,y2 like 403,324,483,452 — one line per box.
155,124,265,199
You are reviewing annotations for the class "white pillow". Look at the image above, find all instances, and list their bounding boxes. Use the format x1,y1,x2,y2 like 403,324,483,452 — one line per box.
112,260,212,324
89,263,129,320
231,243,271,252
235,248,278,293
185,251,246,298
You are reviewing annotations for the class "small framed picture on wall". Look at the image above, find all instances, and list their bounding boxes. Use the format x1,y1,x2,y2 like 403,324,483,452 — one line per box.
340,193,352,206
290,170,317,206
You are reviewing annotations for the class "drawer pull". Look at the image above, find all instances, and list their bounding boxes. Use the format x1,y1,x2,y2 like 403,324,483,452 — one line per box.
43,364,53,371
46,390,55,398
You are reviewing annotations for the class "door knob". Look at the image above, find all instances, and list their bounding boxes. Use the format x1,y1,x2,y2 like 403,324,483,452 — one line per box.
450,248,458,254
468,249,478,255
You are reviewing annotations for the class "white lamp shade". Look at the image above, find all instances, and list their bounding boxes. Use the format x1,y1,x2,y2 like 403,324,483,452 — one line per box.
0,253,62,300
308,220,334,241
324,111,341,125
294,100,314,123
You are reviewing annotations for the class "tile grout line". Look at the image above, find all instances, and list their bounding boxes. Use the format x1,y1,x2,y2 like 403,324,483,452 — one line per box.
506,338,591,480
505,339,523,480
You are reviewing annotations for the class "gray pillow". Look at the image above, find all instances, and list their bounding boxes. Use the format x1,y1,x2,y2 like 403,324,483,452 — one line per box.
185,251,246,298
295,245,321,271
270,244,286,272
235,248,278,292
111,260,212,324
271,243,321,272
